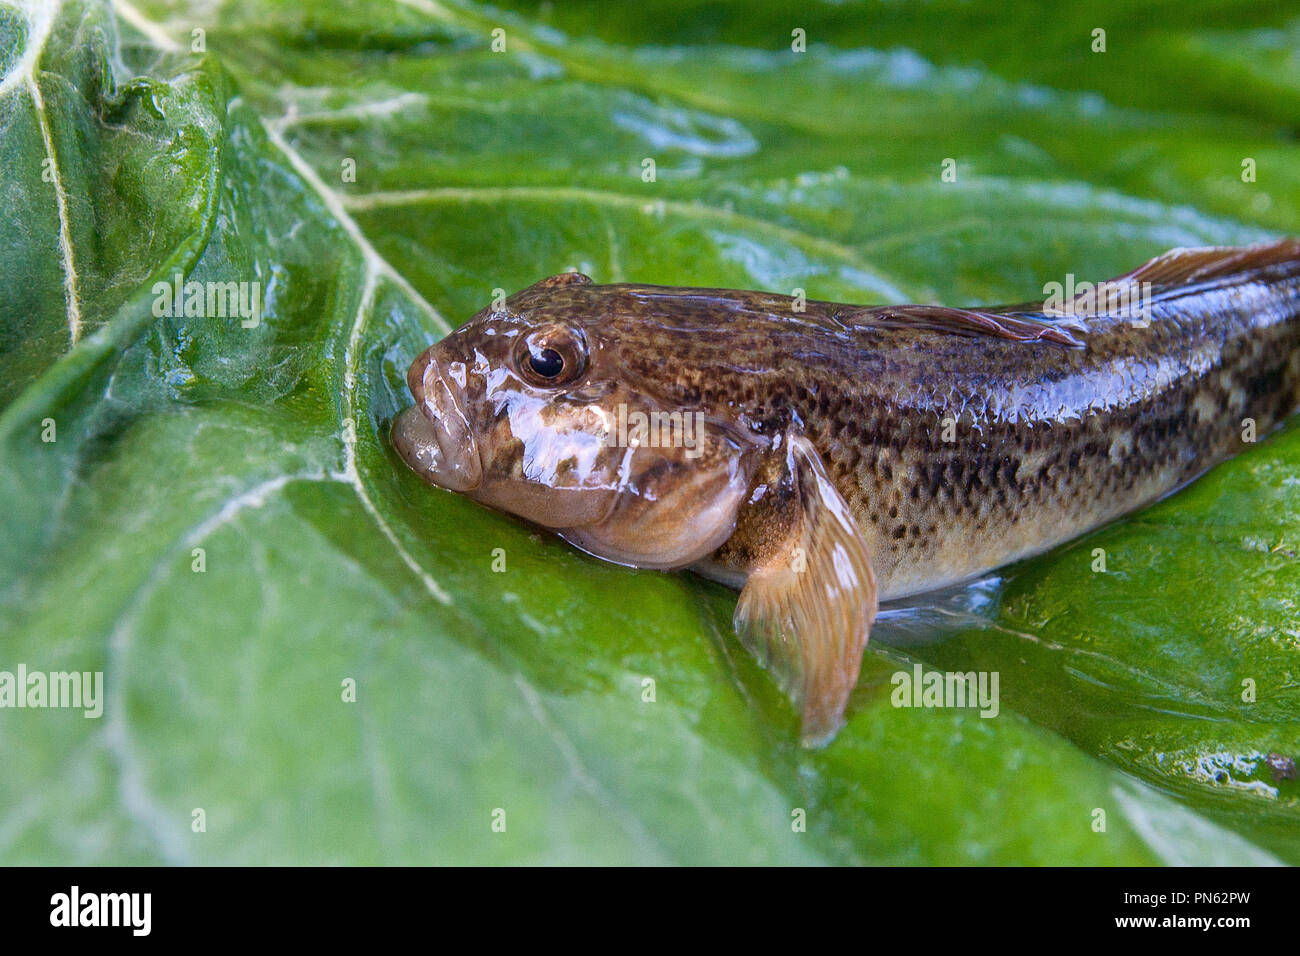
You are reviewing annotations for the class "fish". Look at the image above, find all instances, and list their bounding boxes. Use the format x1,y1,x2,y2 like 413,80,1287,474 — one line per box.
391,239,1300,745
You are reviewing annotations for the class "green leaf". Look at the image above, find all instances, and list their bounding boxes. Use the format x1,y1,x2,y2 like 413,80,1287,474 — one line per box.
0,0,1295,863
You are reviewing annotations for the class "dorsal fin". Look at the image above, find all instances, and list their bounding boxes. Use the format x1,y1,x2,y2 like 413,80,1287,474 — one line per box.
1115,238,1300,293
837,304,1085,348
844,240,1300,341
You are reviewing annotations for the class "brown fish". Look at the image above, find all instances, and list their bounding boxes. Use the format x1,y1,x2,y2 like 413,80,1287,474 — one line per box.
392,240,1300,745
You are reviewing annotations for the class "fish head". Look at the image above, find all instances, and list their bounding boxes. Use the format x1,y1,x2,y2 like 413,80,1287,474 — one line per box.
392,273,760,569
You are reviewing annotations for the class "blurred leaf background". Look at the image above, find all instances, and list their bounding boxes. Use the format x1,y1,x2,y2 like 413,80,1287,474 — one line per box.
0,0,1297,863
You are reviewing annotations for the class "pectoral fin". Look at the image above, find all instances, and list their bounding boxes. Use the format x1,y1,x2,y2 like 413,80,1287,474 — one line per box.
732,435,877,747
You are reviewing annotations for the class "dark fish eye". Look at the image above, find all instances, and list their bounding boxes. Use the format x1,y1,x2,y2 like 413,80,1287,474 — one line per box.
528,346,565,379
516,324,587,386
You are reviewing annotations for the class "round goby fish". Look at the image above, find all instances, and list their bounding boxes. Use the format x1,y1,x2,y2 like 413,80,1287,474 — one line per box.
392,239,1300,745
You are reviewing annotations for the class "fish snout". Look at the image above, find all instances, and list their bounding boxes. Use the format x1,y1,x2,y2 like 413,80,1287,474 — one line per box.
392,351,482,492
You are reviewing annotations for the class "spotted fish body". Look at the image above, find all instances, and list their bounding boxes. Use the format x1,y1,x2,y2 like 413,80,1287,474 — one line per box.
392,240,1300,744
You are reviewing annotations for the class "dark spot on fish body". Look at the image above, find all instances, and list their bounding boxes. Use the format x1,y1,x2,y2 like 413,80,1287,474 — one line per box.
999,456,1019,486
491,438,525,479
636,456,678,495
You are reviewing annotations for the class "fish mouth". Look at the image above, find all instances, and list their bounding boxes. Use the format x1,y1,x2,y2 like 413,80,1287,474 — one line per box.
391,353,482,493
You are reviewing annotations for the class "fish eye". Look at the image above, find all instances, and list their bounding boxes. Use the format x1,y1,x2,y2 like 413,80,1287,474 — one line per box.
528,346,565,379
516,325,587,387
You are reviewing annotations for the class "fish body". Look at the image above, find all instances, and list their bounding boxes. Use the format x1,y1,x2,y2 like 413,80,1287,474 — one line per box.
392,240,1300,744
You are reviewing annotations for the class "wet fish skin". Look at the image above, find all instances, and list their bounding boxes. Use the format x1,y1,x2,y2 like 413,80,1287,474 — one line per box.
693,242,1300,600
392,240,1300,744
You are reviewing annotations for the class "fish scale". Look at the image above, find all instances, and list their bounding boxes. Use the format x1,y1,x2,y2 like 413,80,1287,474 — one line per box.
582,247,1300,599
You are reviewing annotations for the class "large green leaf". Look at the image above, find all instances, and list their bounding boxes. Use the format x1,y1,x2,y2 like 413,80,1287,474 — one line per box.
1,0,1296,863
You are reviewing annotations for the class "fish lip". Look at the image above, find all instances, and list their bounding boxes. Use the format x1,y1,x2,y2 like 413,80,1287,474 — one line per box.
392,351,483,493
